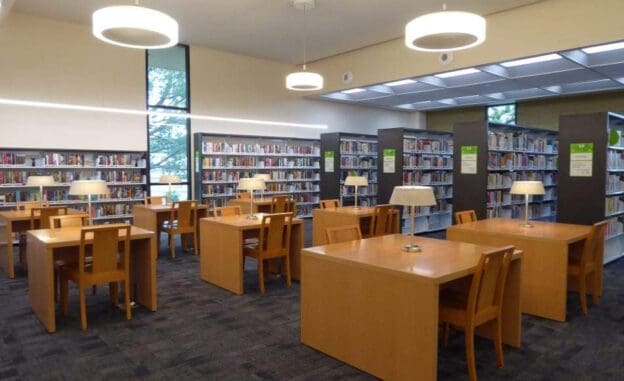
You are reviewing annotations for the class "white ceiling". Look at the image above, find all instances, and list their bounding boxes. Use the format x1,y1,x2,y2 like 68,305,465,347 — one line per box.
12,0,541,64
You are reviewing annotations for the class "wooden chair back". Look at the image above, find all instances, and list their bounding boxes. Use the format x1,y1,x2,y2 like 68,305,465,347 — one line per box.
455,210,478,225
271,195,293,213
16,200,48,212
170,200,197,231
320,199,340,209
467,246,514,319
579,220,608,268
79,224,130,275
144,196,165,205
370,204,396,236
237,192,251,200
214,205,241,216
258,212,293,259
326,225,362,244
50,214,89,229
30,206,68,229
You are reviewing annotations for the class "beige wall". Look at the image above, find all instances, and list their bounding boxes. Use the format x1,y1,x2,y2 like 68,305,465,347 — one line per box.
426,107,485,133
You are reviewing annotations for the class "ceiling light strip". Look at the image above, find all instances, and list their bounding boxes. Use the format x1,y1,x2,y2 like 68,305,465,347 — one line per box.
501,54,562,68
0,98,328,129
582,41,624,54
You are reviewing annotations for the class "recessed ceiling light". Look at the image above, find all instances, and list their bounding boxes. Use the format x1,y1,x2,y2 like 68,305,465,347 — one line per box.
342,88,366,94
384,79,416,87
582,41,624,54
501,54,562,68
435,68,480,79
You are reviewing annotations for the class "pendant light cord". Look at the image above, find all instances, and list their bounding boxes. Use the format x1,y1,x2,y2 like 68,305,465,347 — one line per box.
302,4,308,71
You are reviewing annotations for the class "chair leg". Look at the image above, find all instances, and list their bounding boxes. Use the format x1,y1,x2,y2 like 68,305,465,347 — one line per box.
156,231,161,254
590,270,600,306
443,323,450,347
258,259,265,294
193,232,199,256
494,317,505,368
60,275,69,317
92,285,97,295
79,287,87,331
54,270,59,302
579,273,588,315
124,280,132,320
284,255,292,287
170,233,176,259
465,326,477,381
109,282,119,306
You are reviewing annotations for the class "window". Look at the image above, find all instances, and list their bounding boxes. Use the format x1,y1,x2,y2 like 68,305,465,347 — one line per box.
147,45,190,201
487,104,516,125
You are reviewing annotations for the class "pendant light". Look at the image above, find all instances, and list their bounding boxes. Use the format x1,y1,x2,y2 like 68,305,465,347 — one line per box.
286,0,324,91
405,4,486,52
92,1,178,49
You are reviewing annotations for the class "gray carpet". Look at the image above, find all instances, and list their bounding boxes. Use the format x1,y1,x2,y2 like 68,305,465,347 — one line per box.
1,232,624,380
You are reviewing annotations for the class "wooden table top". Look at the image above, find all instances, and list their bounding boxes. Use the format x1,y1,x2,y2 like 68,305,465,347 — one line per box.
315,206,377,217
201,213,304,230
27,225,155,248
303,234,522,284
0,208,83,222
133,203,208,212
447,218,591,244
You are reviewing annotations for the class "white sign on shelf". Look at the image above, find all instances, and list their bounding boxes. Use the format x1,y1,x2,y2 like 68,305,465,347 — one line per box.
460,146,478,175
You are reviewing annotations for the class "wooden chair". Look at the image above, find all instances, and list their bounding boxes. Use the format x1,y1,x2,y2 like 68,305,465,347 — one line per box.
236,192,251,200
270,195,293,213
30,206,69,230
369,204,396,237
60,224,132,331
243,212,293,294
144,196,165,205
568,220,608,315
320,199,340,209
50,214,89,229
159,200,198,259
439,245,515,381
326,225,362,244
214,205,241,216
16,200,48,211
455,210,478,225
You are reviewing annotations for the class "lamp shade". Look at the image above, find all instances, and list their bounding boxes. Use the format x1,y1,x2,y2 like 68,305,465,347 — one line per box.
344,176,368,187
26,175,56,186
286,71,324,91
159,175,181,184
510,181,545,195
238,178,265,191
405,11,486,52
253,174,271,182
389,186,436,206
69,180,109,196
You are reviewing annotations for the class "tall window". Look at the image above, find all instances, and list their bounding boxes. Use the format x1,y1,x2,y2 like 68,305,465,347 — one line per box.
147,45,190,201
487,104,517,125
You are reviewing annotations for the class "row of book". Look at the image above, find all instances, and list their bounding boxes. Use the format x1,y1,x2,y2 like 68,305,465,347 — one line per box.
201,141,320,156
0,186,145,203
403,137,453,153
340,140,377,154
202,157,319,168
488,152,557,170
0,171,146,185
340,157,376,168
487,204,556,219
401,213,452,234
403,155,451,168
488,131,558,153
433,186,453,199
405,200,452,217
264,183,319,192
487,190,556,206
607,150,624,170
607,174,624,194
341,171,377,182
487,172,557,189
201,170,320,182
341,184,378,196
607,217,623,238
605,196,624,216
403,171,452,185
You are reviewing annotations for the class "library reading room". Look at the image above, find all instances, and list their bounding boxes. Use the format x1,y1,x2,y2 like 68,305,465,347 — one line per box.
2,1,624,380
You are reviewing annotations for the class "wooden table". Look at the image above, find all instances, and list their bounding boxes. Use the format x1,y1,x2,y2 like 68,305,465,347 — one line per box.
312,206,400,246
301,234,522,380
228,198,273,214
26,226,157,333
132,203,208,252
200,213,304,295
0,208,81,279
447,218,592,322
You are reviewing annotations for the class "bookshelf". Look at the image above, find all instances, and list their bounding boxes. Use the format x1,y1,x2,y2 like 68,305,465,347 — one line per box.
0,149,147,223
320,133,378,207
378,128,453,234
194,133,320,218
558,112,624,264
453,121,558,222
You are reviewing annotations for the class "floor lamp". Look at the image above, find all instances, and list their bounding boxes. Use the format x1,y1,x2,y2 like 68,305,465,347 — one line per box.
253,174,271,200
238,178,265,219
510,180,545,228
344,175,368,209
390,185,436,253
159,175,181,204
69,180,109,225
26,175,56,202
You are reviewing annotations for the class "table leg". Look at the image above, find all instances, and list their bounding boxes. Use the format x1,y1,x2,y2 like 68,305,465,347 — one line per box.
200,220,244,294
27,234,56,333
0,218,14,279
131,236,157,311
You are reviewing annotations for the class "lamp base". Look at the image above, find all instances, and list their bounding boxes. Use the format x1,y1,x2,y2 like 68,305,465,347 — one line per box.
246,214,259,220
519,223,534,228
402,244,422,253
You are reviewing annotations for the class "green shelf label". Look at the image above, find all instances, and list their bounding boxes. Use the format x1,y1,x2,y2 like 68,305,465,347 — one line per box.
570,143,593,154
324,151,334,158
461,146,478,154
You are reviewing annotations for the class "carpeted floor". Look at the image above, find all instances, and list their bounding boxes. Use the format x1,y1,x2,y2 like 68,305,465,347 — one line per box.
1,232,624,380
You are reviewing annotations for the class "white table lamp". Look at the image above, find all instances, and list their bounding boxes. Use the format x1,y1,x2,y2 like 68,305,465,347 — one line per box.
26,175,56,202
344,176,368,209
390,186,436,253
69,180,109,225
253,174,271,200
238,177,265,219
510,180,545,228
159,174,181,203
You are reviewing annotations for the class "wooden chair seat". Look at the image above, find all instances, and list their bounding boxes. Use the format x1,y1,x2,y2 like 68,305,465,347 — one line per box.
63,262,126,285
158,200,199,258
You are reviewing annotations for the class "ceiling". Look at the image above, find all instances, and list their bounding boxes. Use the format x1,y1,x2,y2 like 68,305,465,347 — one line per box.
318,43,624,112
12,0,540,64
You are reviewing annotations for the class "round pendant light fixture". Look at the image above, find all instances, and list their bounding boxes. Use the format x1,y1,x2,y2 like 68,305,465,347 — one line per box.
286,0,323,91
405,5,486,52
92,5,179,49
